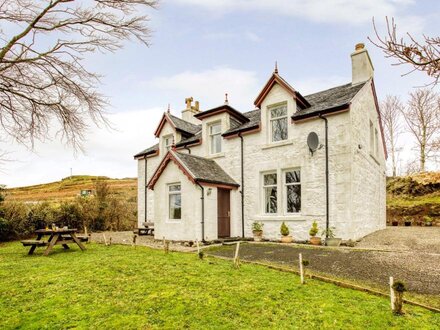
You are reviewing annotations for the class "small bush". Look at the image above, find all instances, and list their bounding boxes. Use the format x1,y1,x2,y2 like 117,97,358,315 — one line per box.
302,259,309,267
392,281,407,293
309,221,319,237
252,221,264,232
280,222,289,236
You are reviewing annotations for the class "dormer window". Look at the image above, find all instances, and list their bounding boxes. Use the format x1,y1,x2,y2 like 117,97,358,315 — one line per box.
209,122,222,154
269,104,288,142
163,135,174,151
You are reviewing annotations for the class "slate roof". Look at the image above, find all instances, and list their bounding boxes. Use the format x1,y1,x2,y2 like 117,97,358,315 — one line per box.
173,152,239,187
222,109,261,137
133,143,158,158
292,82,367,120
168,114,200,135
135,80,367,157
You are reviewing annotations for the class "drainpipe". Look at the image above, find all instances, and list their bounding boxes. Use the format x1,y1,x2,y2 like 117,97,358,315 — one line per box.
238,132,245,238
144,155,148,223
184,145,191,154
195,181,205,242
318,113,329,240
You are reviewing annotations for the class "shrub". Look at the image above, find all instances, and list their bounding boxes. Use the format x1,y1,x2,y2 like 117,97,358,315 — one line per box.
392,281,407,293
321,227,336,238
302,259,309,267
251,221,264,232
309,221,319,237
280,222,289,236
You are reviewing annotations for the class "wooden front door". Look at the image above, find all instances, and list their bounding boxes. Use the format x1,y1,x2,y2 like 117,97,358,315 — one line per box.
217,188,231,238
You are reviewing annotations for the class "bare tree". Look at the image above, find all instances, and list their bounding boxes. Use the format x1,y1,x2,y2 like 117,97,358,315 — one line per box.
0,0,157,150
404,89,440,172
370,17,440,85
380,95,403,176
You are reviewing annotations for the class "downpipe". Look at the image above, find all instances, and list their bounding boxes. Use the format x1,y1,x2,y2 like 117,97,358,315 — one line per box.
195,181,205,242
319,113,330,241
239,132,245,238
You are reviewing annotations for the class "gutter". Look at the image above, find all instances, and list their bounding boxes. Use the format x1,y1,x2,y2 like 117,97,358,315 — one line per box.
195,180,205,242
183,145,191,154
238,132,245,238
318,113,330,241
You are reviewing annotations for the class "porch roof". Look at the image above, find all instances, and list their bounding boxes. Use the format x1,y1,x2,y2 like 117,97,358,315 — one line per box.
148,151,239,190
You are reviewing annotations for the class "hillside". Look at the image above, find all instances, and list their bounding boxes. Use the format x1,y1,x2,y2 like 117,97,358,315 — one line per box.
387,172,440,224
6,175,137,202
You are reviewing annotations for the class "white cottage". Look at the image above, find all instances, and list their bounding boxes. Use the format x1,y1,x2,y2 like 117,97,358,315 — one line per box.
134,44,387,242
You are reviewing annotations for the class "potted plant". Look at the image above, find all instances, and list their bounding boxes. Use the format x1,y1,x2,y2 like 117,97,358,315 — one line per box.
309,221,321,246
403,216,412,227
424,216,433,227
391,218,399,226
280,222,293,243
252,221,264,242
321,227,341,246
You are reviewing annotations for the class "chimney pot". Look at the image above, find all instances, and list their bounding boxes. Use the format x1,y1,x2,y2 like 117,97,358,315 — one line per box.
355,43,365,51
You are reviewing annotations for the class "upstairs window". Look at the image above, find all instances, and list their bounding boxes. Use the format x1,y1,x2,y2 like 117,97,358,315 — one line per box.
270,104,288,142
168,184,181,220
164,135,174,151
209,122,222,154
263,173,277,214
284,170,301,213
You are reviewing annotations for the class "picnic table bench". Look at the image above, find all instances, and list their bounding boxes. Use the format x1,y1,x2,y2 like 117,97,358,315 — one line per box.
21,228,87,256
134,222,154,236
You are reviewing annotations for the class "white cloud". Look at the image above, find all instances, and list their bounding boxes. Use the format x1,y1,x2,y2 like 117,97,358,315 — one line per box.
204,31,262,42
175,0,417,25
147,67,260,111
1,108,162,187
292,76,349,95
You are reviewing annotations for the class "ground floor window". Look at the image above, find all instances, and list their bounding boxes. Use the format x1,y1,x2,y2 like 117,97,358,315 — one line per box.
263,173,277,214
168,184,181,220
284,170,301,213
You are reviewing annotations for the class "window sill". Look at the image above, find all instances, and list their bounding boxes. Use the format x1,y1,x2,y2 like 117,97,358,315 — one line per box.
261,140,293,150
166,220,182,224
253,215,306,221
208,152,225,159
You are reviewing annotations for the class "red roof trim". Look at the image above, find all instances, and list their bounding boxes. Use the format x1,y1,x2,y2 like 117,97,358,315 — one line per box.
371,79,388,160
199,181,238,190
147,152,195,190
254,73,310,109
154,113,176,138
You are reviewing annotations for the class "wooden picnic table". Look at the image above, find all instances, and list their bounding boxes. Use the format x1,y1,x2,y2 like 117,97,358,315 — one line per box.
22,228,86,256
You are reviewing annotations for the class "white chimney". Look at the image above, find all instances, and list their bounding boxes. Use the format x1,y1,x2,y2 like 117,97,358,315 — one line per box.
181,97,201,124
351,43,374,85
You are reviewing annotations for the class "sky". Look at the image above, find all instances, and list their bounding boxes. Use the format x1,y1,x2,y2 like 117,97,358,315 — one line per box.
2,0,440,187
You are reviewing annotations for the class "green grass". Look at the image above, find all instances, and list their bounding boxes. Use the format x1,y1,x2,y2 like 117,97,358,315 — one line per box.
387,193,440,208
0,243,439,329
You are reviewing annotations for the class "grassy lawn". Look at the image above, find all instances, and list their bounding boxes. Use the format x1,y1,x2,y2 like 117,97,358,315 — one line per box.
0,243,439,329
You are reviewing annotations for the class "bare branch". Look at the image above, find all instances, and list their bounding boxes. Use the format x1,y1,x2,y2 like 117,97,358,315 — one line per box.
369,17,440,86
0,0,157,150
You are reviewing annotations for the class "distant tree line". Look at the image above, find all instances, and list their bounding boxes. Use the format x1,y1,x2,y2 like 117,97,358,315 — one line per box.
0,180,136,242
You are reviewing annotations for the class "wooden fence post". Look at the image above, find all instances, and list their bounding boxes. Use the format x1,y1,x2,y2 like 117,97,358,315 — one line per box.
132,234,137,247
109,237,112,246
389,276,395,311
299,253,304,284
196,239,200,255
163,237,169,254
103,233,108,246
233,242,240,268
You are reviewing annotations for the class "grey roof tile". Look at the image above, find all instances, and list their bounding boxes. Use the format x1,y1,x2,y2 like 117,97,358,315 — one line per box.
168,114,201,135
174,152,239,187
134,143,158,158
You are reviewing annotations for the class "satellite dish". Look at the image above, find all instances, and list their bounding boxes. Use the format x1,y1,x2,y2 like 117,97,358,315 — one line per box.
307,132,319,154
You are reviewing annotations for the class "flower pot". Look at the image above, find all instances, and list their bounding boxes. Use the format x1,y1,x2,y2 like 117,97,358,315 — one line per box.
253,230,263,242
392,221,399,226
309,236,321,246
281,235,293,243
425,222,432,227
404,221,412,227
325,238,342,247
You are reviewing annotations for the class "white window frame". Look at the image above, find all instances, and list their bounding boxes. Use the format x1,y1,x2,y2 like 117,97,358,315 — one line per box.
209,121,222,154
262,172,278,214
168,183,181,221
269,103,288,143
163,134,174,151
283,169,301,215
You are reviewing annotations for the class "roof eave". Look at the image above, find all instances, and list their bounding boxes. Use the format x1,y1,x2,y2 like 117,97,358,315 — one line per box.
291,104,350,122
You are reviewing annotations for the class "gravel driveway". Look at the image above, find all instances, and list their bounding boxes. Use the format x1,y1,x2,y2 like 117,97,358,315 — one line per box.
207,228,440,297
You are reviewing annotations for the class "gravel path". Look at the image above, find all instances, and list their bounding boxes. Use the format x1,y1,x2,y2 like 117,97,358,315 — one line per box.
207,243,440,296
356,227,440,254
